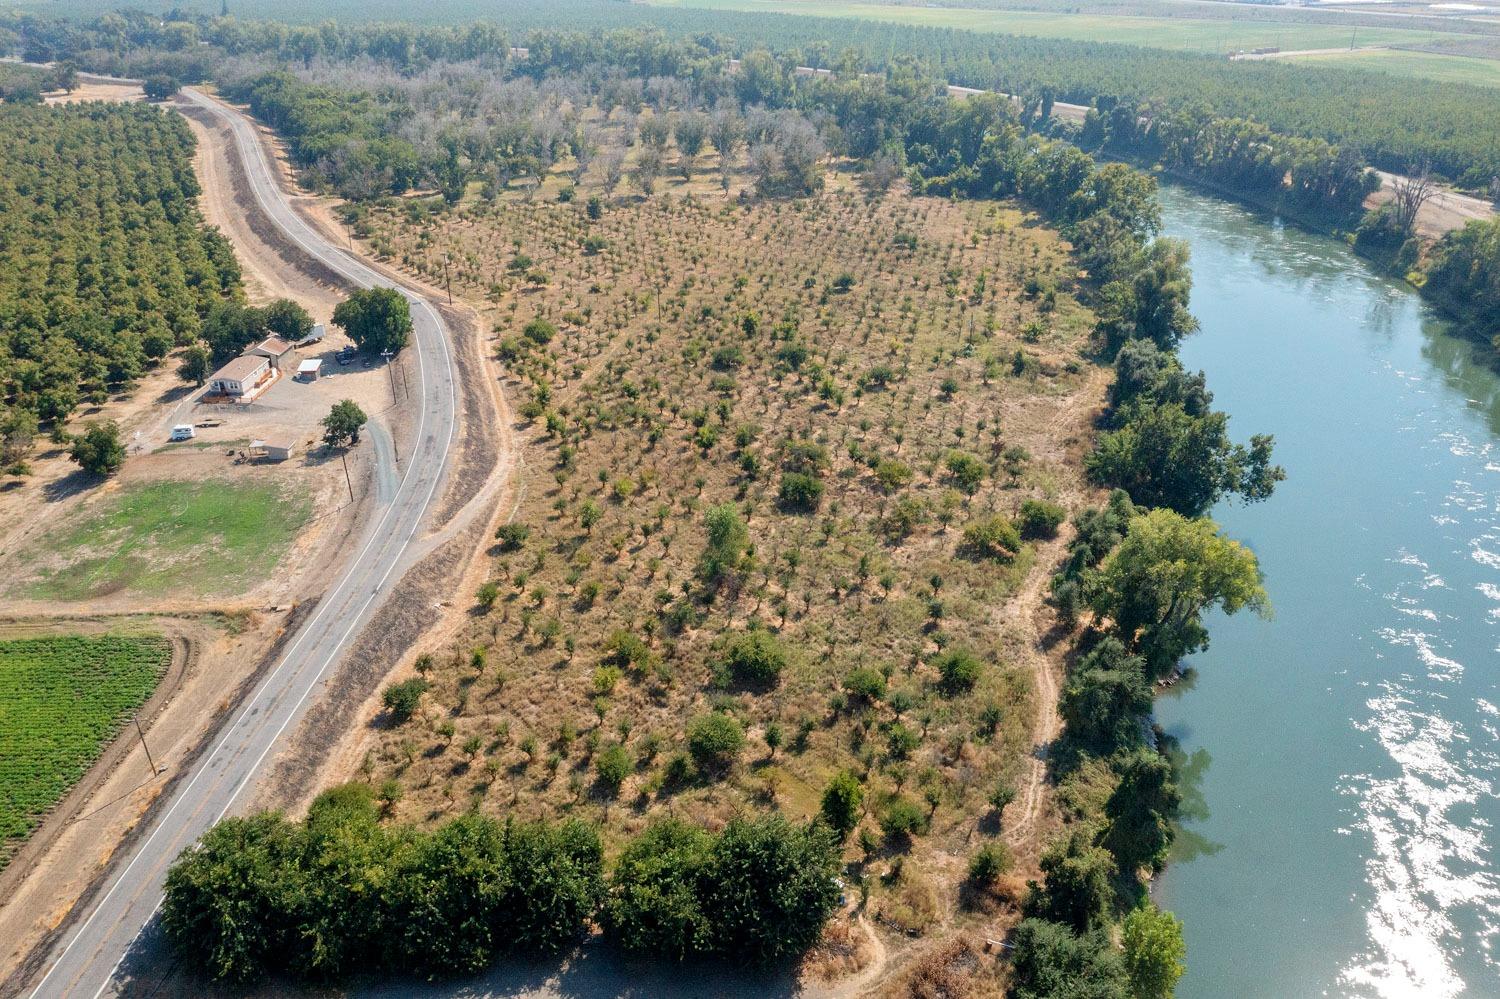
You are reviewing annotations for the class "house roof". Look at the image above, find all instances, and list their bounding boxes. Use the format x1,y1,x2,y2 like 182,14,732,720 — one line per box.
253,335,294,356
211,354,270,382
251,434,298,451
297,358,322,373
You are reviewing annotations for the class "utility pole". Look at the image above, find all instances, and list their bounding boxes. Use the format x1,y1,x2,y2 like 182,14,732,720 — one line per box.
381,348,396,403
444,254,453,305
340,449,353,502
133,715,160,776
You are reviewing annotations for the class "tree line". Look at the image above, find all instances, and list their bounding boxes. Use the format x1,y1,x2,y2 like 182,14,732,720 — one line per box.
162,782,841,985
8,3,1500,184
0,102,241,474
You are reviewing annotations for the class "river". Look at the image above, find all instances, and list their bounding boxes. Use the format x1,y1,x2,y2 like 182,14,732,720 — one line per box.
1152,185,1500,997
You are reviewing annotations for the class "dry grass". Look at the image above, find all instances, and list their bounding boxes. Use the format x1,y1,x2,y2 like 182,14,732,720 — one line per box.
349,126,1103,946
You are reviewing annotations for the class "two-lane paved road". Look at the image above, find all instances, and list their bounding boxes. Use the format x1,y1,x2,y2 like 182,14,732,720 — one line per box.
26,89,458,999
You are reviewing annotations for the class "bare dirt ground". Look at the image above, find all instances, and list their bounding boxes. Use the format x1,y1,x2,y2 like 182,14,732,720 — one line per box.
1366,171,1497,239
44,79,143,105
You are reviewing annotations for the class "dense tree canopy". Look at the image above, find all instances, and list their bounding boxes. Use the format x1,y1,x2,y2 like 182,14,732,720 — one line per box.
0,102,240,463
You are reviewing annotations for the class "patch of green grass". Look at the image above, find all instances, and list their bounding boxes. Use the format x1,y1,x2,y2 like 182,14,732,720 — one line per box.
0,634,172,866
17,479,312,600
647,0,1467,55
1287,47,1500,89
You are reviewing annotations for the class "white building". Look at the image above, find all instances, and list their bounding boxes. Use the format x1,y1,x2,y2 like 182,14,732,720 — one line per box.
208,354,272,398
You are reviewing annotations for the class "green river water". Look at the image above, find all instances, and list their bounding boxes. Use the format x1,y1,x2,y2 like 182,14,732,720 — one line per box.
1153,185,1500,997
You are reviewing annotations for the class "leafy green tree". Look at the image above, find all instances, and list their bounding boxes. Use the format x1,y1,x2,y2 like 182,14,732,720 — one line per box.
333,287,412,355
160,812,304,985
501,819,605,954
1027,830,1117,932
967,841,1012,886
322,399,367,448
68,421,125,476
604,819,714,960
1087,401,1282,517
1060,638,1152,756
1009,918,1129,999
820,770,864,838
143,74,180,101
843,666,886,703
686,712,745,772
386,813,511,976
935,648,983,695
178,343,212,386
778,471,824,512
702,816,841,965
961,516,1021,561
944,450,987,492
1103,749,1181,874
594,743,632,797
879,795,927,841
1090,508,1268,678
381,678,428,723
261,298,314,341
699,502,749,583
1017,499,1067,540
1123,903,1188,999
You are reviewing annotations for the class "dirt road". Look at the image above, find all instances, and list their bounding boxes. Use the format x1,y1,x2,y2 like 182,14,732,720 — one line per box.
21,90,460,999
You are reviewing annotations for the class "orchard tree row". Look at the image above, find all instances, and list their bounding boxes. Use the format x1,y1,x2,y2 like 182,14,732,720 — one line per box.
0,102,242,472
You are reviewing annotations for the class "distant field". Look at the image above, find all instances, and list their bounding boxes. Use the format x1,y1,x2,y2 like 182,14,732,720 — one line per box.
1287,46,1500,88
0,634,171,867
12,479,311,601
647,0,1468,54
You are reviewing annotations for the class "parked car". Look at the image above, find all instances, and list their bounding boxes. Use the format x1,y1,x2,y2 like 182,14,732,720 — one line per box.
169,424,195,442
336,347,355,366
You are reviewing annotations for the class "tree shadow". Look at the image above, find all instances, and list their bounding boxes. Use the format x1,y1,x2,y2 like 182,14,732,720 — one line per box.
41,466,98,503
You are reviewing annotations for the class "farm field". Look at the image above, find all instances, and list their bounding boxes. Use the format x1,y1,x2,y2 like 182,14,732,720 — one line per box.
0,634,172,868
1284,46,1500,88
350,116,1106,954
645,0,1468,54
8,478,311,601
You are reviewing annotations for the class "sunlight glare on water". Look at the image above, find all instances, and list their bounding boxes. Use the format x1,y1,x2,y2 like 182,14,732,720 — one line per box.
1151,187,1500,998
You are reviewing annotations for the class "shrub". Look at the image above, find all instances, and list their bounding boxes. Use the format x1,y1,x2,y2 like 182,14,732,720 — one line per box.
602,629,652,670
716,630,789,690
779,472,824,511
945,450,987,492
886,723,920,760
961,516,1021,561
967,842,1012,886
1009,919,1129,999
873,459,913,492
494,523,530,550
594,744,632,796
935,649,983,695
475,580,500,610
819,770,864,837
879,795,927,841
686,713,744,772
843,666,886,703
382,678,429,723
1017,499,1067,540
523,318,557,345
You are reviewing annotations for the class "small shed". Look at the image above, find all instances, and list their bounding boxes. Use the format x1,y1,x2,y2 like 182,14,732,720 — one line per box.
249,335,296,370
296,358,323,381
251,434,297,462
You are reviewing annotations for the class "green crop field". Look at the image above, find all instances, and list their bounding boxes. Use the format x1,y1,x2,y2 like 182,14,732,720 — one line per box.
0,634,172,866
646,0,1467,55
12,479,312,601
1286,47,1500,89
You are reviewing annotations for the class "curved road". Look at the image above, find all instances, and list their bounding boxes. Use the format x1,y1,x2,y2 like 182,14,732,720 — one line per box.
26,89,458,998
